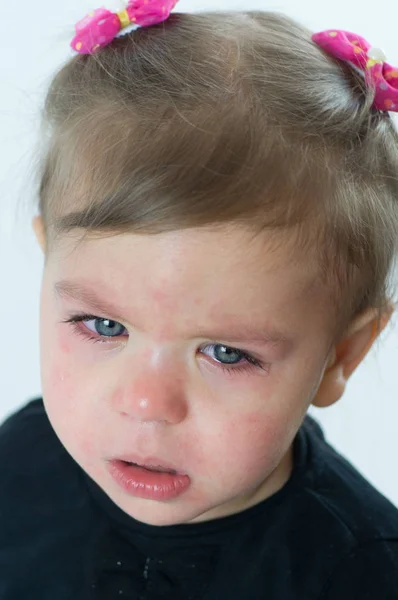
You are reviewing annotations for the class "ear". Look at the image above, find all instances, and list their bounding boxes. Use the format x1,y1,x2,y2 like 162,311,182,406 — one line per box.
32,215,46,254
312,306,393,409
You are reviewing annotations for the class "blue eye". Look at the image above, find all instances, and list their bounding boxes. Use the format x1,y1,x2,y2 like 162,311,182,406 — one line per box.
86,318,126,338
61,314,127,343
201,343,267,376
61,313,268,376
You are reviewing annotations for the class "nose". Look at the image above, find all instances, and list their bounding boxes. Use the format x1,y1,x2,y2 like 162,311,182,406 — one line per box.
111,365,189,425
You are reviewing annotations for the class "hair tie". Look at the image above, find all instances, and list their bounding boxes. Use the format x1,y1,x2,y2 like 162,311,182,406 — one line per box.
71,0,179,55
312,29,398,112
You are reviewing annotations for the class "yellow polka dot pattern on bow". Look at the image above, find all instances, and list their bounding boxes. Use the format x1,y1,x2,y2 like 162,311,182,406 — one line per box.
117,9,131,29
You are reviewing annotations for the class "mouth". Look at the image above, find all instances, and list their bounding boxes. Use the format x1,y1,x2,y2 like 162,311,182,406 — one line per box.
107,458,191,500
122,461,177,475
113,454,185,475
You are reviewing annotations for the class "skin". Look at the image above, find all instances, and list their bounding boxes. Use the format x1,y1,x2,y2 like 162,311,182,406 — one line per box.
32,217,390,526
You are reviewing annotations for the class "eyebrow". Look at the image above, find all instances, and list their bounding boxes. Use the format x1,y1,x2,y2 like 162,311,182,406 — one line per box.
54,280,127,323
54,279,288,345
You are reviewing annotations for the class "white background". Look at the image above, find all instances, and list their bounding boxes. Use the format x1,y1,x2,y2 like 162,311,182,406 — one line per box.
1,0,397,506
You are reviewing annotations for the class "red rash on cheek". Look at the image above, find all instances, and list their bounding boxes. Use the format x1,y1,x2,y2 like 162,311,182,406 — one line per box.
55,319,72,354
59,338,71,354
223,410,285,459
223,413,262,446
111,388,125,412
48,364,74,400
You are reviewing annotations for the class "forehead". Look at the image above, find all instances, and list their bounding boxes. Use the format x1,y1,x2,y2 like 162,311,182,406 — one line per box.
47,225,330,339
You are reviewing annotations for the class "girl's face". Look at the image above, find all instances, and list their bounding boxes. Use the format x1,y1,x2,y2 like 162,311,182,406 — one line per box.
37,224,335,526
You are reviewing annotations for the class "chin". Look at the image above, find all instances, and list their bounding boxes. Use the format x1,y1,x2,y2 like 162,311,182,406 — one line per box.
118,499,205,526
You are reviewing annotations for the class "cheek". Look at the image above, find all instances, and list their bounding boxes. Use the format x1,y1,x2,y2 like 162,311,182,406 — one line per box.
41,321,83,438
195,410,289,483
44,360,102,472
47,362,75,407
227,412,287,468
42,312,84,403
43,324,78,410
43,361,79,444
59,336,72,354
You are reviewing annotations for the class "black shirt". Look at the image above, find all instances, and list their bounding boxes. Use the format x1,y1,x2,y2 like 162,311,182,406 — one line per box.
0,397,397,599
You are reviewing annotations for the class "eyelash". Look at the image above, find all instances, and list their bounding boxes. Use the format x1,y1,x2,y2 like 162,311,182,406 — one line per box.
61,313,268,377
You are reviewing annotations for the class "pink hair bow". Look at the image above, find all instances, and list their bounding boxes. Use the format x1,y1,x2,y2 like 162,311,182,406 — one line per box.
71,0,179,55
312,30,398,112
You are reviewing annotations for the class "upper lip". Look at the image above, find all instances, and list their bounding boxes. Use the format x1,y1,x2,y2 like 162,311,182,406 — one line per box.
111,454,186,475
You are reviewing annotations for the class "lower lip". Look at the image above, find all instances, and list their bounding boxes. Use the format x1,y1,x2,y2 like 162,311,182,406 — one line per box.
107,460,191,501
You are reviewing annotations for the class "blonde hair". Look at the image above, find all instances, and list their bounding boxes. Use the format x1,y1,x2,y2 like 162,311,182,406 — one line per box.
37,11,398,331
